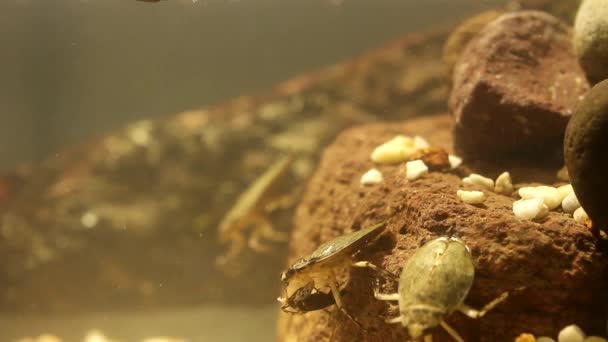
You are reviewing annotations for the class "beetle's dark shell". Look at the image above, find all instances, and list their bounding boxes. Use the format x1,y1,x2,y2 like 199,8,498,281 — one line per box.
398,237,474,317
288,222,386,272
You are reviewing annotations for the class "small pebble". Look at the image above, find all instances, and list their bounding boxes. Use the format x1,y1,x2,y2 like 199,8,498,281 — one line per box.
537,337,556,342
371,135,417,164
558,324,585,342
585,337,608,342
448,155,463,169
518,186,562,210
562,192,581,214
81,211,99,229
515,333,536,342
405,160,428,181
494,171,514,195
557,184,574,201
457,190,485,204
573,207,591,226
462,173,494,190
414,135,430,149
360,168,383,186
513,198,549,220
557,166,570,182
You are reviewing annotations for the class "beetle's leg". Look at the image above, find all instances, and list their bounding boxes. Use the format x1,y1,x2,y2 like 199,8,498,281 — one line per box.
328,271,365,330
457,286,524,319
351,261,399,282
439,320,465,342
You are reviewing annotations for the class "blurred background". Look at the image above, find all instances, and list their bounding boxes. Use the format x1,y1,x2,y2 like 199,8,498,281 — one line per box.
0,0,504,172
0,0,504,341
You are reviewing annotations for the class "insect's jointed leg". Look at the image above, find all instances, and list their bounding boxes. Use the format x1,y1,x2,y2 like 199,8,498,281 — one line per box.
351,261,399,281
328,271,364,329
439,320,465,342
456,286,524,319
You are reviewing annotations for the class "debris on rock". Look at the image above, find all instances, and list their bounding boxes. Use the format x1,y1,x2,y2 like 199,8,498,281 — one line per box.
513,198,549,220
371,135,418,164
457,190,485,204
573,0,608,84
557,324,585,342
410,147,451,170
449,11,589,160
360,168,383,186
561,192,581,214
462,173,494,190
494,171,514,195
565,79,608,232
515,333,537,342
448,154,463,169
405,159,428,181
574,207,591,227
518,186,562,210
557,166,570,182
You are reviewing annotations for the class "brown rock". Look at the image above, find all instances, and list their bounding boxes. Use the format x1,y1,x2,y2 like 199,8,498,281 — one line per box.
442,10,504,80
410,147,450,171
448,11,589,161
278,114,608,341
564,79,608,232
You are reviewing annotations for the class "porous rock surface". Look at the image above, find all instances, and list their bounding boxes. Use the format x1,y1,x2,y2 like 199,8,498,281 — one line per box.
449,11,589,161
277,114,608,342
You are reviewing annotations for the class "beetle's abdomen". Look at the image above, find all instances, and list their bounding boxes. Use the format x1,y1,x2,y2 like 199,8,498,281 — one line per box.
398,237,475,313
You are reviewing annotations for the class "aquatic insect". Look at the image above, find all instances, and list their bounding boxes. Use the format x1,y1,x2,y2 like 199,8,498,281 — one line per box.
367,236,518,342
216,155,294,270
279,222,387,326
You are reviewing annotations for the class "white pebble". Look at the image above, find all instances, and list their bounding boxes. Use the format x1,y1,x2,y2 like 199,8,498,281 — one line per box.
370,135,417,164
558,324,585,342
558,184,574,201
562,191,581,214
585,337,608,342
360,168,383,185
574,207,590,225
413,135,430,149
518,186,562,210
494,171,514,195
557,165,570,181
513,198,549,220
81,211,99,229
538,337,557,342
457,190,485,204
462,173,494,190
448,155,463,169
406,160,428,181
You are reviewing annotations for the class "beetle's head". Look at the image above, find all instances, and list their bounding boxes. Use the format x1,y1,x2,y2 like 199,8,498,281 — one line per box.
281,268,296,284
404,309,441,340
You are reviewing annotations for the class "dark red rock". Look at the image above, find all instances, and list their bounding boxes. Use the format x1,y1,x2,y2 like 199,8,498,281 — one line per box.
448,11,589,161
565,79,608,232
278,114,608,342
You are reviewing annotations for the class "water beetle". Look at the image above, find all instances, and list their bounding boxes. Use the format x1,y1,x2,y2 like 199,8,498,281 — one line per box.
367,236,519,341
279,221,387,326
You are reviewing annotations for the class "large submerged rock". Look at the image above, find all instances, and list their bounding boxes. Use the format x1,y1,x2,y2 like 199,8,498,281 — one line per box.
449,11,589,161
277,114,608,341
